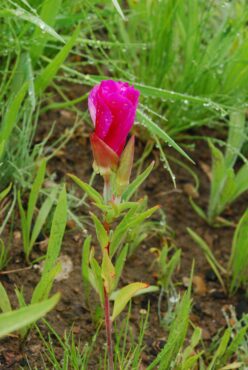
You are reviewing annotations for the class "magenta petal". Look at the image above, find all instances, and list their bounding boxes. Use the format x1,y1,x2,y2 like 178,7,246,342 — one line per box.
125,87,140,107
94,93,113,140
88,80,140,157
88,85,99,126
103,93,135,153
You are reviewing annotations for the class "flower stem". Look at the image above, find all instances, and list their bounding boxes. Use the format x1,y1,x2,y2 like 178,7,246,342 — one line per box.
104,286,114,370
103,173,111,203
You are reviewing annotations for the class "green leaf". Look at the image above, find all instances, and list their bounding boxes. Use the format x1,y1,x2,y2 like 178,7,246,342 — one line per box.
91,213,109,250
31,0,63,62
27,160,46,233
225,112,245,168
112,0,126,20
91,213,109,251
116,136,135,196
122,161,154,201
111,282,149,321
221,322,248,365
187,227,226,291
136,110,193,163
231,163,248,202
42,186,67,275
0,183,12,202
81,236,91,303
68,174,103,204
208,141,226,222
0,7,64,44
110,205,159,256
0,294,60,339
114,244,128,289
34,26,79,95
29,187,58,251
31,186,67,303
17,191,29,256
32,264,61,304
189,197,208,223
14,287,28,338
90,256,104,305
230,209,248,293
101,249,116,294
11,52,36,109
0,283,12,313
147,290,191,370
208,329,231,370
0,83,28,160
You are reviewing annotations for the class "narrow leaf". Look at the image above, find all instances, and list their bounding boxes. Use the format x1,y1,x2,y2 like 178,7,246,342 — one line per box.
0,294,60,338
68,174,103,204
111,282,149,321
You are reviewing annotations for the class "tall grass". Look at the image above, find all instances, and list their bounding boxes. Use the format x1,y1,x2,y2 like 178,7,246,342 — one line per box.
83,0,248,136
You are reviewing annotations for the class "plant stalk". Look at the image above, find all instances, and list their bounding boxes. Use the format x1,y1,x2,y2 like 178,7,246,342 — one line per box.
103,173,112,203
104,286,114,370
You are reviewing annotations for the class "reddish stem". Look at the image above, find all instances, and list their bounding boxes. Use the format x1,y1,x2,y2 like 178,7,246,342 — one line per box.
104,286,114,370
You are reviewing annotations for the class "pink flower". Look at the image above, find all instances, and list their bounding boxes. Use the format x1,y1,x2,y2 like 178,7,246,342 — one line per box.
88,80,140,157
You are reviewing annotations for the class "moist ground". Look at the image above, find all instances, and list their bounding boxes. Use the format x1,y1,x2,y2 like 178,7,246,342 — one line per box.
0,105,247,369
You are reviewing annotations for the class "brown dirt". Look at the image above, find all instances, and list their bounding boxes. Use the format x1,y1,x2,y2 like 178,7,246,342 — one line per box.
0,103,247,369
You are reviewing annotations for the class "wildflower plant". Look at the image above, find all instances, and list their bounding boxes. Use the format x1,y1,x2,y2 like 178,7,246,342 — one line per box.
70,80,159,369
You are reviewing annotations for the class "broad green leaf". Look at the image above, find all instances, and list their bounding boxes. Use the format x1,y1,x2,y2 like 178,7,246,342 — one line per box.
68,174,103,204
0,283,12,313
0,294,60,338
42,186,67,275
35,26,79,95
0,8,64,44
91,213,109,251
111,282,149,321
122,161,154,201
29,186,58,251
27,160,46,233
101,249,116,294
